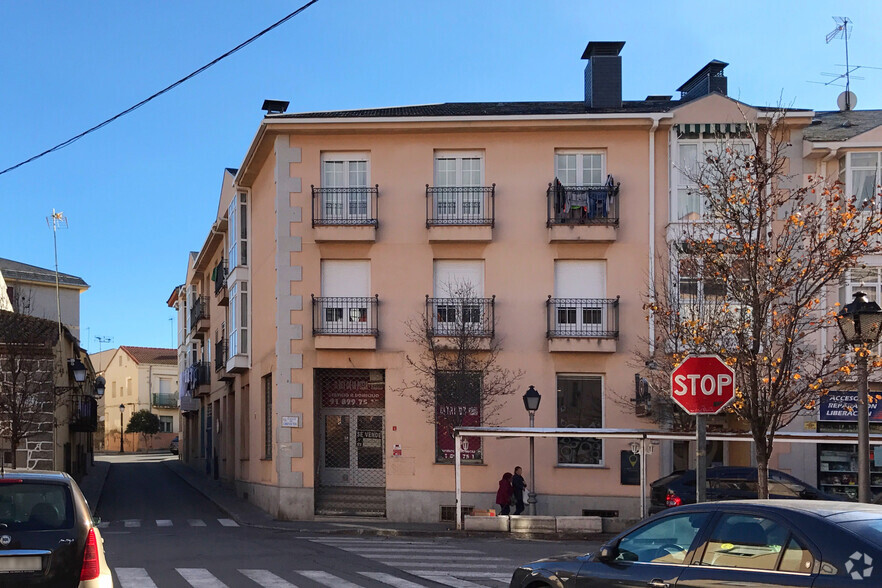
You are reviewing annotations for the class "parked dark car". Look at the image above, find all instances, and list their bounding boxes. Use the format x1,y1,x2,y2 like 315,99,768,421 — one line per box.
649,467,845,514
510,500,882,587
169,435,179,455
0,470,111,586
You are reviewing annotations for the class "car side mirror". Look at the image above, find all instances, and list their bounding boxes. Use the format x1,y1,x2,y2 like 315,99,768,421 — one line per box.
598,543,618,562
799,489,818,499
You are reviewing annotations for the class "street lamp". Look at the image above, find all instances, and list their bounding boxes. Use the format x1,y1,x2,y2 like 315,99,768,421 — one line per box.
119,404,126,454
523,385,541,515
836,291,882,503
68,358,87,383
94,376,105,397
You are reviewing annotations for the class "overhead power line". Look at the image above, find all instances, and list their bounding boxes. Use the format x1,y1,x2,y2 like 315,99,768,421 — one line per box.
0,0,319,177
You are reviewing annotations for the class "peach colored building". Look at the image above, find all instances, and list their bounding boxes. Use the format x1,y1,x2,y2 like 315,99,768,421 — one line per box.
173,42,882,521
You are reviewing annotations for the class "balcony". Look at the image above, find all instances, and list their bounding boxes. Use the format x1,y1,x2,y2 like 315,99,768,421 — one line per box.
192,361,211,396
152,393,179,409
546,296,619,353
215,339,234,381
311,185,379,242
426,295,495,348
214,258,228,305
546,180,620,242
312,295,378,350
189,296,210,338
69,395,97,433
426,185,494,242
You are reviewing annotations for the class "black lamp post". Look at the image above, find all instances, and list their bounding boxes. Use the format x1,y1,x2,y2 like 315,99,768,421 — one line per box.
522,385,541,515
119,404,126,454
69,358,87,383
836,291,882,503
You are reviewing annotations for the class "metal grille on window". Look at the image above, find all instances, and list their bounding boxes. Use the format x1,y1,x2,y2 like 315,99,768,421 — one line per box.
314,369,386,517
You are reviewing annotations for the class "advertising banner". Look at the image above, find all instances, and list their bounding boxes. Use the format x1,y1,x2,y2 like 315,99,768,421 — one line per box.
819,391,882,421
321,375,384,408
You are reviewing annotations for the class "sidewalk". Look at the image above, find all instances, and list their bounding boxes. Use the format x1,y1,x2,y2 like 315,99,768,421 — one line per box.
82,455,611,540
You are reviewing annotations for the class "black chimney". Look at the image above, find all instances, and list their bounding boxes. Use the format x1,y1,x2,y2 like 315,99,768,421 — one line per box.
677,60,728,102
582,41,625,109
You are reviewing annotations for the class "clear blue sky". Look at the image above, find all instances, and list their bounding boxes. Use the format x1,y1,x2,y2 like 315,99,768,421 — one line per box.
2,1,881,353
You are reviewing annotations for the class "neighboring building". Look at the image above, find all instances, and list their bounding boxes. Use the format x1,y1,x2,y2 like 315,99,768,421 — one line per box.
89,348,117,451
100,346,179,452
172,41,874,522
0,257,89,340
0,310,99,479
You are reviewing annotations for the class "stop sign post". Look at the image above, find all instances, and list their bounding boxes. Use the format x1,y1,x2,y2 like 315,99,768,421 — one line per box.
670,355,735,503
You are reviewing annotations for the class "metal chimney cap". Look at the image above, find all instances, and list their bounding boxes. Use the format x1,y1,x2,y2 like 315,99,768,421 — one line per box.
261,100,289,114
581,42,625,59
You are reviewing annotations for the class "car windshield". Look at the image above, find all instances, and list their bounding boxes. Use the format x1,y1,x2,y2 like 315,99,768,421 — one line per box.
0,482,74,531
840,519,882,550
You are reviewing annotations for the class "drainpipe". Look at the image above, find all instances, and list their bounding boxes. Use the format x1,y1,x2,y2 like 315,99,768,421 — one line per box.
820,147,839,355
648,116,661,357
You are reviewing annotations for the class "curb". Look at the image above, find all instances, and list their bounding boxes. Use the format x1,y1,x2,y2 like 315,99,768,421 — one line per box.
162,460,241,524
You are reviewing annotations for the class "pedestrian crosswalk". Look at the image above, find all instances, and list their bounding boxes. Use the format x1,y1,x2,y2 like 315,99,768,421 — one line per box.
113,566,513,587
111,537,516,587
98,517,239,530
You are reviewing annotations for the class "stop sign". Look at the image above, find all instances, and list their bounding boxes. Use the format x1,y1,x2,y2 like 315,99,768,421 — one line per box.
670,355,735,415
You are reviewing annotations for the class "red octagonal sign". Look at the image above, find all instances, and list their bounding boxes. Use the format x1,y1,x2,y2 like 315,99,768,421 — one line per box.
671,355,735,415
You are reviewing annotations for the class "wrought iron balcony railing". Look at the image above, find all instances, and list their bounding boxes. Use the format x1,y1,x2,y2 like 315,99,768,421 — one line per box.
189,296,209,330
426,295,495,338
213,258,227,296
215,339,227,372
69,395,97,432
546,296,619,338
312,295,379,335
152,393,179,408
193,361,211,387
311,185,379,227
546,180,620,226
426,185,495,227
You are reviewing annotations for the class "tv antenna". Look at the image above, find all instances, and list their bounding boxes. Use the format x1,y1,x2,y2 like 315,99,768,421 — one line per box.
826,16,855,110
46,209,68,344
95,336,113,371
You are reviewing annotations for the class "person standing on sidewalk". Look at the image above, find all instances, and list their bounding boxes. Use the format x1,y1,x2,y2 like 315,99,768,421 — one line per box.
512,466,527,515
495,472,513,515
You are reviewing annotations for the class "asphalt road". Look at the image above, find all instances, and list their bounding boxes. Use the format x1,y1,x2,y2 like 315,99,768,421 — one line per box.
96,454,600,587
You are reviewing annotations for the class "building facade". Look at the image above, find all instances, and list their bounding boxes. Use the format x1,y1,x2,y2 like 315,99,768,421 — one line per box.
172,41,882,522
100,346,179,452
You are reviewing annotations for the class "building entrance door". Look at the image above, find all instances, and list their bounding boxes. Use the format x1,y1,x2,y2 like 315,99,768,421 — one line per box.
316,369,386,516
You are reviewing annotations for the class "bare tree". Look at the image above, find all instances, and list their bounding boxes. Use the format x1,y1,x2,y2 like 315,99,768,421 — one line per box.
0,311,56,468
398,281,523,462
638,109,882,497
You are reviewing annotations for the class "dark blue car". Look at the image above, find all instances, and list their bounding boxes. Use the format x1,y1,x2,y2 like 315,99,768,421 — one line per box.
510,500,882,587
649,467,846,514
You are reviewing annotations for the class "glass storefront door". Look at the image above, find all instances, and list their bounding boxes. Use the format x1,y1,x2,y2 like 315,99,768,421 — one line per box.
320,411,385,486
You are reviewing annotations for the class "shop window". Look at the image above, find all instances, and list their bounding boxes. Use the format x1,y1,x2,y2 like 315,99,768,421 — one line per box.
557,375,603,465
435,372,482,463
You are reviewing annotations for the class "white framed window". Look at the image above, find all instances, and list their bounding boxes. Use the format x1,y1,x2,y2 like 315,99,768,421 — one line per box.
320,260,371,332
839,152,882,208
672,132,752,222
321,152,370,221
554,151,604,186
433,260,485,333
228,282,248,357
159,416,174,433
553,260,606,333
556,374,604,466
228,192,248,269
433,151,484,220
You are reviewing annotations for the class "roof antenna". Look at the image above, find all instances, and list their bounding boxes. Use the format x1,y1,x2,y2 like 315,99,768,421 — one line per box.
826,17,855,110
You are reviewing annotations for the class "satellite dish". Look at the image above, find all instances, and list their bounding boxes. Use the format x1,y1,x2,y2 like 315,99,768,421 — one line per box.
838,90,857,111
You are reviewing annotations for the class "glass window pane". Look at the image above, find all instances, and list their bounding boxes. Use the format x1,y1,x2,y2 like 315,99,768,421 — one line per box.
699,514,791,571
852,152,879,168
356,415,383,469
324,415,350,468
779,537,813,573
583,154,603,185
557,376,602,465
679,144,699,181
556,154,577,186
616,512,708,564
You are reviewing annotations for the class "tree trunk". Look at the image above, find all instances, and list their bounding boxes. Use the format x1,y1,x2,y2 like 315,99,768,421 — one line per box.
10,441,17,469
755,437,770,499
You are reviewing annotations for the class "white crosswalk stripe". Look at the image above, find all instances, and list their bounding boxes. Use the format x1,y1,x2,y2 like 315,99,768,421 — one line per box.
123,519,140,528
412,574,492,588
189,519,207,526
358,571,430,587
178,567,229,587
116,567,158,588
239,569,299,587
218,518,239,527
156,519,173,527
297,570,369,587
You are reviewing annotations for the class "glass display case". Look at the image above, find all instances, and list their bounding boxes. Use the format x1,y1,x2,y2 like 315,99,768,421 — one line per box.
817,443,882,500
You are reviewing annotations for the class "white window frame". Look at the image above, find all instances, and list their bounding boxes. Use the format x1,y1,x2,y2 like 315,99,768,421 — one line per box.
228,282,248,357
433,260,485,334
554,150,605,186
321,152,370,221
840,152,882,209
553,260,606,333
433,151,485,220
228,192,248,270
320,260,371,332
671,131,752,222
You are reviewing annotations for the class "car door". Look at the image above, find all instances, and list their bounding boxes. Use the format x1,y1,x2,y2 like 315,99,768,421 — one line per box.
572,511,711,587
675,510,817,587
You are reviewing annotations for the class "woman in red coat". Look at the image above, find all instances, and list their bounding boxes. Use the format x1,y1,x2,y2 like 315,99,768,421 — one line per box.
496,472,513,515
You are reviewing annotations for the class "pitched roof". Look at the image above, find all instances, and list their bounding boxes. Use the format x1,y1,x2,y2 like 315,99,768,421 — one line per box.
804,110,882,142
0,310,59,346
120,346,177,366
0,258,88,290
